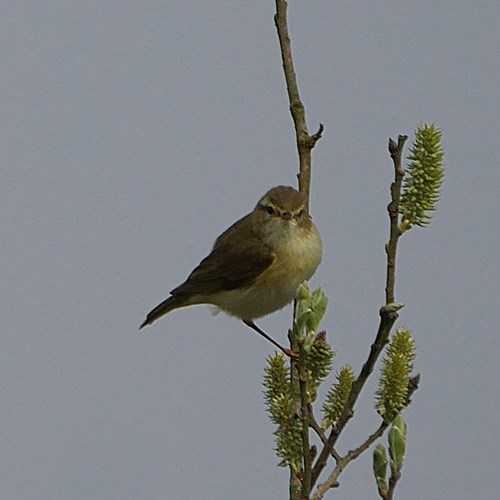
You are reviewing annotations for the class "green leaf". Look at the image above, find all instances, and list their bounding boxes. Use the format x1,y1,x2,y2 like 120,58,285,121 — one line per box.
373,444,388,494
389,414,407,472
294,283,329,341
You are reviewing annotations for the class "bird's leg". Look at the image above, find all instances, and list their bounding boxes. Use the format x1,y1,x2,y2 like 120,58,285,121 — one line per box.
243,320,298,359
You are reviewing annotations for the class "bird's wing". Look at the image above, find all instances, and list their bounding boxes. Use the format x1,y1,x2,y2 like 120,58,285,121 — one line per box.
170,214,274,296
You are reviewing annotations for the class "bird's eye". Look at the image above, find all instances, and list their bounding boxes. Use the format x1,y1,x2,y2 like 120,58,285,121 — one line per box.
265,206,275,215
298,210,304,217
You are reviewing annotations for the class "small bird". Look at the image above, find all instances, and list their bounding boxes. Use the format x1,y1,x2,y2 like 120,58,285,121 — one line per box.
140,185,322,355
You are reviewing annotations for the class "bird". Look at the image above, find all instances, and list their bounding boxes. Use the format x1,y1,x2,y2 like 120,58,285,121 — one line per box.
140,185,322,355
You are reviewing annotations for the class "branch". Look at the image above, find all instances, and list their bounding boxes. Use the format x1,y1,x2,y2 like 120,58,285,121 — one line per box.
312,423,388,500
384,470,401,500
385,135,408,304
310,136,408,488
298,342,313,496
274,0,323,208
308,405,341,462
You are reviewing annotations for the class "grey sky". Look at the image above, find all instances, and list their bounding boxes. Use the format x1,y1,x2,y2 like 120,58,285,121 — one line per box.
1,1,498,499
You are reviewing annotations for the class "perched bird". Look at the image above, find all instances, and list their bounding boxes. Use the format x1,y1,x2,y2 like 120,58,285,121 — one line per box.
140,185,322,355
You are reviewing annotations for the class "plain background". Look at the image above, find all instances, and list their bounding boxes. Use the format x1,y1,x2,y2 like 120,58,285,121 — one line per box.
1,1,499,499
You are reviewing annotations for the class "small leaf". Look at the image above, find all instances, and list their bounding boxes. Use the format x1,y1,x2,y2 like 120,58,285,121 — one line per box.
373,444,388,494
389,414,407,472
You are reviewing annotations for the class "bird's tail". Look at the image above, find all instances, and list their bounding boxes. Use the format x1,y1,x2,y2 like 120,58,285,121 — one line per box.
139,295,186,329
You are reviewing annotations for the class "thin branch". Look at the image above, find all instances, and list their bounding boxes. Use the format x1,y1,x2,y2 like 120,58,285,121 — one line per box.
384,470,401,500
311,473,339,498
312,424,388,500
346,422,388,461
386,135,407,303
308,405,341,462
310,136,408,489
308,408,328,445
298,342,312,497
274,0,323,209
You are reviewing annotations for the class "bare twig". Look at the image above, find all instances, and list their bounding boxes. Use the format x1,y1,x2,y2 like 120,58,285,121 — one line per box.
274,0,323,209
308,405,341,462
308,408,328,445
385,136,408,304
312,423,387,499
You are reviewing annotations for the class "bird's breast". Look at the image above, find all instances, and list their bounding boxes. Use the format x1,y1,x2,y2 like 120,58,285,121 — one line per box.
211,226,322,320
